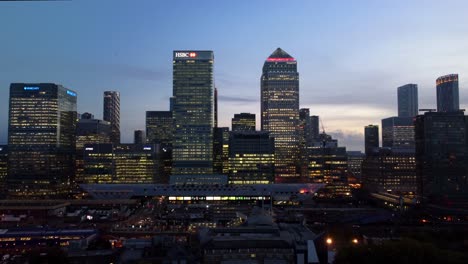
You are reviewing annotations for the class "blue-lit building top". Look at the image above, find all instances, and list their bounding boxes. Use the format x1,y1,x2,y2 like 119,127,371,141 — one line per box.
7,83,77,197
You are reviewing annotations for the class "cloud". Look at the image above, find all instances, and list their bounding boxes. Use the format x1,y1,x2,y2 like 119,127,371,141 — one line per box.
87,63,168,82
328,129,364,152
218,95,258,103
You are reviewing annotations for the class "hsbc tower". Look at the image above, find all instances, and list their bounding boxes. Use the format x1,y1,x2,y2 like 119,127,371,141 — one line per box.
172,50,214,175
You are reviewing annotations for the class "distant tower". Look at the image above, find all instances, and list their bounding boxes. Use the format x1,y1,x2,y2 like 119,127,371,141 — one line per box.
310,115,320,140
436,74,459,112
103,91,121,144
232,113,256,132
261,48,300,181
364,125,379,155
134,130,146,144
172,50,214,175
214,87,218,128
299,108,313,147
397,84,418,117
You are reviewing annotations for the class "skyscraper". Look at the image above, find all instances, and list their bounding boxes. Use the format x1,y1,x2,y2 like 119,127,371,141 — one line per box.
261,48,300,181
103,91,120,144
7,83,77,197
134,130,146,144
214,87,218,128
232,113,256,132
364,125,379,155
436,74,459,112
172,50,214,175
397,84,418,117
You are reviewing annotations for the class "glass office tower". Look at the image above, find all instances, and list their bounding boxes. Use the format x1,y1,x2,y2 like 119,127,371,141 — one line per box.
364,125,379,155
397,84,418,117
436,74,459,112
172,51,214,175
261,48,300,181
7,83,77,197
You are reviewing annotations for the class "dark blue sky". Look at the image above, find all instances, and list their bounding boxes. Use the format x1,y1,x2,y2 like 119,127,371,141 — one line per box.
1,0,468,150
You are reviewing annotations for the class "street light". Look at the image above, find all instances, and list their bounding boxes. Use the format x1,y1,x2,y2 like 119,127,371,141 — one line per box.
326,237,333,245
352,238,358,244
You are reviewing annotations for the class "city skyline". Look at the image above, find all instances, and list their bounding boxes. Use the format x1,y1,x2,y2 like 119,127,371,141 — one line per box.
1,1,468,151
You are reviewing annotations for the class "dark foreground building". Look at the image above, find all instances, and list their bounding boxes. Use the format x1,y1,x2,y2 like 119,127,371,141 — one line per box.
362,148,417,195
415,111,468,204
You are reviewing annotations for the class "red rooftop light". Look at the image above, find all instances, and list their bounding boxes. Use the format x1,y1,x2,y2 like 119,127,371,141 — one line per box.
266,57,296,62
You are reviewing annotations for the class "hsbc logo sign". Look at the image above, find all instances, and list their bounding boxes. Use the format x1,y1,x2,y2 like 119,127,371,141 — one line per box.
175,52,197,58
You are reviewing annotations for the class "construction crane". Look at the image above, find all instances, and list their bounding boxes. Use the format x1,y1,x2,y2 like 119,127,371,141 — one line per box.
320,118,326,148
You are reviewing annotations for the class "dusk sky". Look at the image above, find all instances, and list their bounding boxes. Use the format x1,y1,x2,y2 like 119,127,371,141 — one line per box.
1,0,468,151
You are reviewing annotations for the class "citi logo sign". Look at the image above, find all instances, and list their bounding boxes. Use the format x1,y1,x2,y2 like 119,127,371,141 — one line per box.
175,52,197,58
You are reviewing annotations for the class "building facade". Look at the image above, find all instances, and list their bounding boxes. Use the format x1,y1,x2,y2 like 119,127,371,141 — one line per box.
362,148,417,195
172,50,214,175
397,84,418,117
415,111,468,203
231,113,256,132
213,127,230,175
75,114,111,183
7,83,77,197
229,131,275,184
347,151,365,181
0,146,7,192
381,117,415,149
103,91,120,144
261,48,300,181
146,111,173,145
82,143,158,184
436,74,459,113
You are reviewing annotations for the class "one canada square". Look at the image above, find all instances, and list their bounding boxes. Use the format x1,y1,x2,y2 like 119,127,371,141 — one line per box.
261,48,300,181
172,51,214,175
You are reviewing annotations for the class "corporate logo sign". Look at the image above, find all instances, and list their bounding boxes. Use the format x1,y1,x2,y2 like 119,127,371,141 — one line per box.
175,52,197,58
